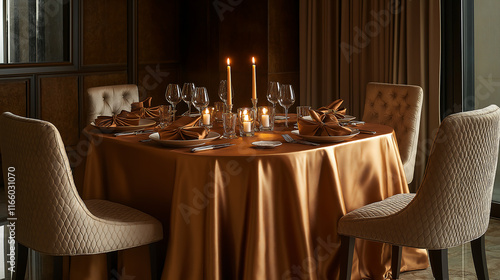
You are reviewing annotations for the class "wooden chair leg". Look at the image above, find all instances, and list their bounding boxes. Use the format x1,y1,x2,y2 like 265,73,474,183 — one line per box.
471,234,489,280
149,242,164,280
391,245,402,279
53,256,63,280
339,235,355,280
14,243,28,280
428,249,449,280
106,251,118,280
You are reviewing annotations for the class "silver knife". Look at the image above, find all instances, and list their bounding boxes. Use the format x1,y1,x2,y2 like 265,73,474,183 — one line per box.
114,130,154,137
358,129,376,134
191,143,234,152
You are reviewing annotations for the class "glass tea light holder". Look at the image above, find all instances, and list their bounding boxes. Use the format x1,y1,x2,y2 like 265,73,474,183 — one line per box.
201,106,215,129
237,107,256,137
222,112,238,139
214,102,224,122
258,106,275,131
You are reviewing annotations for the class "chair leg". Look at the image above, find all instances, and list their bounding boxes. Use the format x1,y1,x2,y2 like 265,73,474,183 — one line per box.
149,242,164,280
391,245,402,279
471,234,489,280
339,235,355,280
106,251,118,280
428,249,449,280
53,256,63,280
14,243,28,280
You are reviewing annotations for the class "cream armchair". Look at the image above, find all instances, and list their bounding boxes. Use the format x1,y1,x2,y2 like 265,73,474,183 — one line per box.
362,82,423,184
86,84,139,125
0,112,163,279
338,105,500,280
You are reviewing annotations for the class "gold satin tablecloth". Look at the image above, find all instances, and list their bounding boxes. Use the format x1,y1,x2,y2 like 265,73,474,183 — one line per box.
73,122,428,280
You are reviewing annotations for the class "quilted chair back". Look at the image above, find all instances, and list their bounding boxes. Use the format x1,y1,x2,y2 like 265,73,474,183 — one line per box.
397,105,500,249
363,82,423,184
86,84,139,125
0,113,98,254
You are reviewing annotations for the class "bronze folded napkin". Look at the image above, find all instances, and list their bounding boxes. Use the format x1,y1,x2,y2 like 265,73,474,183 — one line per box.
131,97,160,119
94,111,141,127
298,110,352,136
158,116,207,140
317,99,347,120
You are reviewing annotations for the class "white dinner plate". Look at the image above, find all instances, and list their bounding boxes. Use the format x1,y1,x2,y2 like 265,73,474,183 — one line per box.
252,141,283,148
302,115,356,123
149,131,220,147
291,129,360,143
91,119,156,133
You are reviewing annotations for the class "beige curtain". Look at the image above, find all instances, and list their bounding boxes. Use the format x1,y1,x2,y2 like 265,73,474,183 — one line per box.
299,0,441,190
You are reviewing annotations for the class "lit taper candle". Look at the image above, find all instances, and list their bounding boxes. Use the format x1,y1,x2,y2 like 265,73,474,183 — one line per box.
252,57,257,100
227,58,232,106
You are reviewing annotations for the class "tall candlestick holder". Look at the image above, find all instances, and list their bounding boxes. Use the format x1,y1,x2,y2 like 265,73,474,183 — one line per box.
251,98,258,131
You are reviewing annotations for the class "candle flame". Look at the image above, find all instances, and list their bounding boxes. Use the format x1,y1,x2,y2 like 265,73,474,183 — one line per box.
204,108,210,114
244,115,250,121
263,107,268,114
252,57,255,64
227,58,230,66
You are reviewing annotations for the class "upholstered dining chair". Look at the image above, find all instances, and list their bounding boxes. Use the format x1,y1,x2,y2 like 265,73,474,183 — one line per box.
0,112,163,280
338,105,500,280
86,84,139,125
362,82,423,184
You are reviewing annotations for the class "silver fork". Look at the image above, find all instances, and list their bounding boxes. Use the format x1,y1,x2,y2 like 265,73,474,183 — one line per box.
282,134,319,146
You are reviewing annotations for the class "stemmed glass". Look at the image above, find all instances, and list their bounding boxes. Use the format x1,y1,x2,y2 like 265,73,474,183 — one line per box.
218,80,234,110
278,84,295,127
267,81,280,111
192,87,210,115
165,84,182,120
181,83,195,116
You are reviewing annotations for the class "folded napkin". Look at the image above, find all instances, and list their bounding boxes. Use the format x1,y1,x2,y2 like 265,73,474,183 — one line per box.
298,110,352,136
94,111,140,127
317,99,347,120
130,97,160,119
158,116,207,140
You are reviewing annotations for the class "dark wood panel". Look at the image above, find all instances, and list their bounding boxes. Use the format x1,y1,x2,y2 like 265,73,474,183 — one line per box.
137,0,180,64
82,0,127,65
0,79,29,117
137,65,180,108
269,0,300,74
40,76,79,146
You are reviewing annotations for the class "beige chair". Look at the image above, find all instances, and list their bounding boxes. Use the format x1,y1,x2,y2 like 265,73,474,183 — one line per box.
0,112,163,280
338,105,500,280
86,84,139,125
363,82,423,184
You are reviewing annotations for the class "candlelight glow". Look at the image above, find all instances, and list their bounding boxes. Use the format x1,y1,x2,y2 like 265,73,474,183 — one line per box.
204,108,210,114
244,115,250,121
252,57,255,64
227,58,230,66
263,107,268,114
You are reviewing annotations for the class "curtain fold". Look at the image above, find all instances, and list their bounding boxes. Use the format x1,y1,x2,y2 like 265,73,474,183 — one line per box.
300,0,441,190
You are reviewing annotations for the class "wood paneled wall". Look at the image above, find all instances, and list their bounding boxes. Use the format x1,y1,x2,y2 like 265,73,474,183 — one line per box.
0,0,299,149
0,0,181,149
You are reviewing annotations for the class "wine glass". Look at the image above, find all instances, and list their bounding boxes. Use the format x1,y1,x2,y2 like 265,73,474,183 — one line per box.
278,84,295,127
267,81,280,110
192,87,210,115
165,84,181,120
218,80,234,108
181,83,195,116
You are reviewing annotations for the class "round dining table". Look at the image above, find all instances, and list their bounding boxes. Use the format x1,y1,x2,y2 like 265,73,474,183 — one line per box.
71,117,428,280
